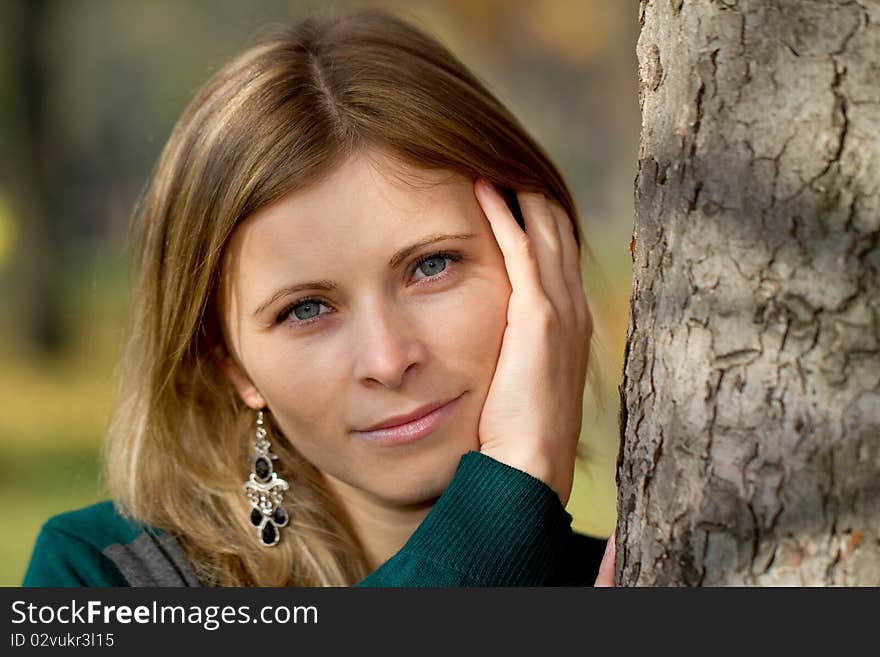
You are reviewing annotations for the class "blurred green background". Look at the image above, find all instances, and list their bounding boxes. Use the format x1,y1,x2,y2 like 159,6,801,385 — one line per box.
0,0,639,585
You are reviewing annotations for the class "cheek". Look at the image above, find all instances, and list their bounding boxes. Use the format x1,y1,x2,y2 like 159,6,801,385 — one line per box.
427,277,509,380
242,337,342,433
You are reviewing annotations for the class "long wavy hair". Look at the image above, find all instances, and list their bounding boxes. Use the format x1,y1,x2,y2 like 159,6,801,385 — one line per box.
104,7,596,587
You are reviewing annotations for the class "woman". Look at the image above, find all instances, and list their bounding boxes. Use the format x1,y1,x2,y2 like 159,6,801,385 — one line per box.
23,8,615,587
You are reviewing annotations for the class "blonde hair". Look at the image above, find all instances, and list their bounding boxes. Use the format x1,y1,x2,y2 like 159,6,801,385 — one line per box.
104,7,595,586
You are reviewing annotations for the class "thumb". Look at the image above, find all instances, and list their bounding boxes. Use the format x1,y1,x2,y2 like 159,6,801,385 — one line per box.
593,532,616,587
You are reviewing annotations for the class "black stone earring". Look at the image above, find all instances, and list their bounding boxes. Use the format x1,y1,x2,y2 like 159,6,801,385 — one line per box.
244,409,290,547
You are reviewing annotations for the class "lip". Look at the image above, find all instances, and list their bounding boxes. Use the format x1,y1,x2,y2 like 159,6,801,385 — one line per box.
353,393,464,446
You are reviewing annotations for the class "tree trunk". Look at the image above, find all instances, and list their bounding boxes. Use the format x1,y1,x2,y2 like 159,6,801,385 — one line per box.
617,0,879,585
6,0,66,355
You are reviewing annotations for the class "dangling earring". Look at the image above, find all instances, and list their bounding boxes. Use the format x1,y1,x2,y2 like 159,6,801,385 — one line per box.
244,409,290,547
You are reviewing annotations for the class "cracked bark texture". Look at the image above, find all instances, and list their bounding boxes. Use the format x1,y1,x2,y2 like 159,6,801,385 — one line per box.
617,0,880,585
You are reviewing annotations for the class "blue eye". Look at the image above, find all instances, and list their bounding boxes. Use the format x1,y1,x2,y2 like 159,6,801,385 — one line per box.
291,300,322,320
276,298,330,325
411,250,461,282
414,255,447,278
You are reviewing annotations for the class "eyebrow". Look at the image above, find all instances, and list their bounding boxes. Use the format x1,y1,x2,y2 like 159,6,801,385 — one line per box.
252,232,477,318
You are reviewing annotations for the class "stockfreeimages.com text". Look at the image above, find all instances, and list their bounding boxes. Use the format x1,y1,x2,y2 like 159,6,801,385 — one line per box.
11,599,317,631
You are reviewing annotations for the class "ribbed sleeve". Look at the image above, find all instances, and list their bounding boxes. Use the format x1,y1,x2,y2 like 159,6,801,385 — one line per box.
356,451,574,587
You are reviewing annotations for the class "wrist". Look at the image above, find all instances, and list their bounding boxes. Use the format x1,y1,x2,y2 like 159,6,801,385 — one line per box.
478,447,570,506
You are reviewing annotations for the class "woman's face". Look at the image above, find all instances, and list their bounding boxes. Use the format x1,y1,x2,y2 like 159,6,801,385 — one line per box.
221,147,511,508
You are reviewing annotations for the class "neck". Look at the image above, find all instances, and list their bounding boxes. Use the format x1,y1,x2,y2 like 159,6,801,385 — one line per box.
321,475,436,572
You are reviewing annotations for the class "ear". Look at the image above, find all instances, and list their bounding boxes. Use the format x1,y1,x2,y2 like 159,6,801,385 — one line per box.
220,355,266,410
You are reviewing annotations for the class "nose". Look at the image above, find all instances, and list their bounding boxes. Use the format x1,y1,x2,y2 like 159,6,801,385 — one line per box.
352,299,427,389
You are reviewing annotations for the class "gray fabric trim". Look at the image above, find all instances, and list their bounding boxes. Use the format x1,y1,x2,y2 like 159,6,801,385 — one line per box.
103,532,201,587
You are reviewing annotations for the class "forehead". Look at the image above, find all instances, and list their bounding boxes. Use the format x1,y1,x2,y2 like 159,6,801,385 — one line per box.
227,149,479,265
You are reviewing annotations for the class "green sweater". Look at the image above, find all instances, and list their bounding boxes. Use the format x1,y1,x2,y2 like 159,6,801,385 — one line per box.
22,451,605,587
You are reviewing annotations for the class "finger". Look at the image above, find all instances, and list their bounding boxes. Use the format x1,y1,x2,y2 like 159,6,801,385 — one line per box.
474,179,547,303
594,533,616,587
516,191,572,317
548,200,590,331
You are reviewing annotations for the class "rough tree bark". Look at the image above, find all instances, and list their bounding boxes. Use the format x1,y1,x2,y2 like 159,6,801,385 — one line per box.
617,0,879,585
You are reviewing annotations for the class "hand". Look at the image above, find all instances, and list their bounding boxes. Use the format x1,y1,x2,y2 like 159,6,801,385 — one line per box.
594,533,616,587
473,178,592,506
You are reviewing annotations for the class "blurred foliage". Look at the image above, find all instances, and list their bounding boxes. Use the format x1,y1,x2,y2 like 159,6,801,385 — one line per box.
0,0,639,585
0,194,15,266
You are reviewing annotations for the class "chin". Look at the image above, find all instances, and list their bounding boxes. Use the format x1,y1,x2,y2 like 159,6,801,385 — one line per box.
371,438,477,507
